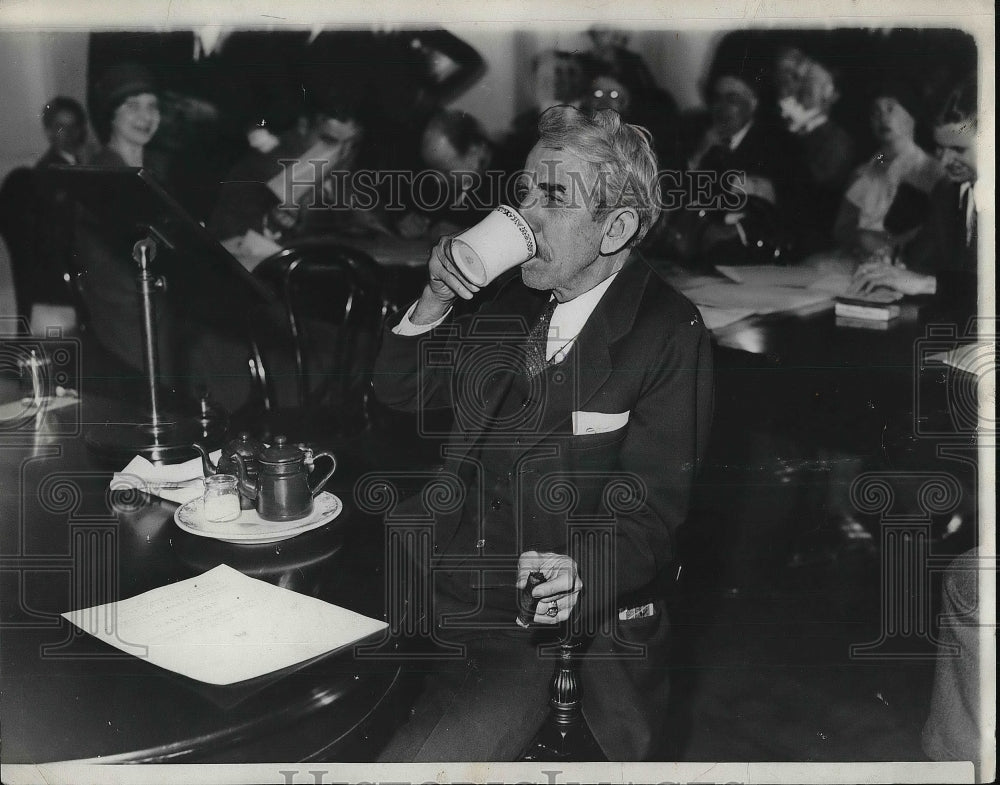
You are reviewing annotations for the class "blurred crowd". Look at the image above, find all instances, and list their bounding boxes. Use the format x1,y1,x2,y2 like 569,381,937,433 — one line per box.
0,26,980,383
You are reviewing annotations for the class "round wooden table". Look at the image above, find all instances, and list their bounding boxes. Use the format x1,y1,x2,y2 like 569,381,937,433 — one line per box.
0,394,406,764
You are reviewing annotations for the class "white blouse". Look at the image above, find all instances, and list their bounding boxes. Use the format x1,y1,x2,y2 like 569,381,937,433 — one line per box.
844,141,943,232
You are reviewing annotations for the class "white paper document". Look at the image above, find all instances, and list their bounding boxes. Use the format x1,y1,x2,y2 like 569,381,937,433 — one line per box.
807,273,854,296
221,229,283,273
663,270,720,293
62,564,388,685
715,264,825,288
696,305,756,331
687,282,833,315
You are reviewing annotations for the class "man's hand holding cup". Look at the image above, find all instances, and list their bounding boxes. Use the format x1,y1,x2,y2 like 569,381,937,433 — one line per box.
410,204,537,326
411,237,481,325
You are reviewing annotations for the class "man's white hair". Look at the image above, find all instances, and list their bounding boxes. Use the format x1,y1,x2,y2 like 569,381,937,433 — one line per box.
537,105,661,247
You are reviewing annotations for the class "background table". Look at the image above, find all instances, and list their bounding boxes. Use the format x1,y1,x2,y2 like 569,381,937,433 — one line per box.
682,287,982,594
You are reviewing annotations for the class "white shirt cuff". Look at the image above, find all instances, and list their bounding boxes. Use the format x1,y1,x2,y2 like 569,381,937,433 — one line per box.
391,300,452,336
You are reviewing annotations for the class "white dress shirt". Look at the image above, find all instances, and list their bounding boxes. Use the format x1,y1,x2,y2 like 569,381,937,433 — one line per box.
959,182,976,246
726,121,752,151
393,272,621,366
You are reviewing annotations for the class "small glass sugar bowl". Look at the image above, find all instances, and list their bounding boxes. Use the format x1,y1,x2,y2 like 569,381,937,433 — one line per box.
203,474,241,522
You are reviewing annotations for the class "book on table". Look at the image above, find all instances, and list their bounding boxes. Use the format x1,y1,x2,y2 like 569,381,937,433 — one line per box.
834,292,902,322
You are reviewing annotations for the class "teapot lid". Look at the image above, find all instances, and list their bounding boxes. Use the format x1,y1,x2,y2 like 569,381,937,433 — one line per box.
259,435,305,465
222,430,265,459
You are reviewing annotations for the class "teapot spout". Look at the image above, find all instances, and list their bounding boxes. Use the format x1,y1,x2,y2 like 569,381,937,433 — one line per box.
192,442,217,477
231,453,258,501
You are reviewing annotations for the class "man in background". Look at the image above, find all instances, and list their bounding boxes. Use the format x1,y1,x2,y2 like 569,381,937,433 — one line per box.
37,97,89,168
393,109,495,239
208,89,366,245
850,73,978,320
0,97,89,332
660,55,789,267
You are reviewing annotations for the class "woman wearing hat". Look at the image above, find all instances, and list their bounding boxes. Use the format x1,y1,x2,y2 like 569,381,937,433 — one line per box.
833,78,943,258
89,62,162,169
74,63,177,391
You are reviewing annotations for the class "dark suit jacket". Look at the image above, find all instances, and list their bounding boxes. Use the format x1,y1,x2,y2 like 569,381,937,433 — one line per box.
373,255,714,759
36,148,76,168
784,120,856,255
905,178,978,320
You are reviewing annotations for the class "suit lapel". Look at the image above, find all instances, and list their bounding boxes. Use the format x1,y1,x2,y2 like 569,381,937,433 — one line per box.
436,258,654,551
514,256,652,454
443,283,548,469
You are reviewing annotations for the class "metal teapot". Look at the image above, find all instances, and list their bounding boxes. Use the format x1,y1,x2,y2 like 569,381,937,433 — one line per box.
192,432,265,510
233,436,336,522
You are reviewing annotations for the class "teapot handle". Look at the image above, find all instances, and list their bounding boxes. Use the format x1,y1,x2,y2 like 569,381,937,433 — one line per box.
308,452,337,497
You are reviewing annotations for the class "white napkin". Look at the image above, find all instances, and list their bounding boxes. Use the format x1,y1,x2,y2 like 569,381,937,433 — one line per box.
572,410,630,436
111,451,220,505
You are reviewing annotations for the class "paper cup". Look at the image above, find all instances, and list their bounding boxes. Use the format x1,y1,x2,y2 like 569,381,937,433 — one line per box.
450,205,537,286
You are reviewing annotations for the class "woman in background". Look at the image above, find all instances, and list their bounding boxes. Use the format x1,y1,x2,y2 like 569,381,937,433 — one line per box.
849,74,978,320
74,63,178,394
833,80,943,259
79,63,256,412
90,66,161,170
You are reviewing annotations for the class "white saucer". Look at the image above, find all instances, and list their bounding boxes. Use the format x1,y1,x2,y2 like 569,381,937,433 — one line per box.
174,492,343,544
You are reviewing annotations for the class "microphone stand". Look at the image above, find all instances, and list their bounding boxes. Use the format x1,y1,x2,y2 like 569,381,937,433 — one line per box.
84,233,227,464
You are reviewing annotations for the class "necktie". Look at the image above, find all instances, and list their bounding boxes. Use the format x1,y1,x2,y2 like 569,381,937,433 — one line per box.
523,297,558,378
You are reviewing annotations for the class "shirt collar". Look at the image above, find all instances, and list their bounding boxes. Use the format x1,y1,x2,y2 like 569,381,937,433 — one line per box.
728,121,752,150
194,26,229,59
798,113,829,135
546,271,620,362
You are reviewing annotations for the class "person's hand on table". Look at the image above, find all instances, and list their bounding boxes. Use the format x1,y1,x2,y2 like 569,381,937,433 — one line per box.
517,550,583,625
410,236,480,324
849,260,936,297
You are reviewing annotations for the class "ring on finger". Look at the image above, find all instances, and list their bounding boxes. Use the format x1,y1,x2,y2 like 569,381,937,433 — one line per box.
546,604,559,617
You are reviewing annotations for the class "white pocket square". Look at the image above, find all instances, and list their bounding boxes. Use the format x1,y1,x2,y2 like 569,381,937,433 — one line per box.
572,410,630,436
